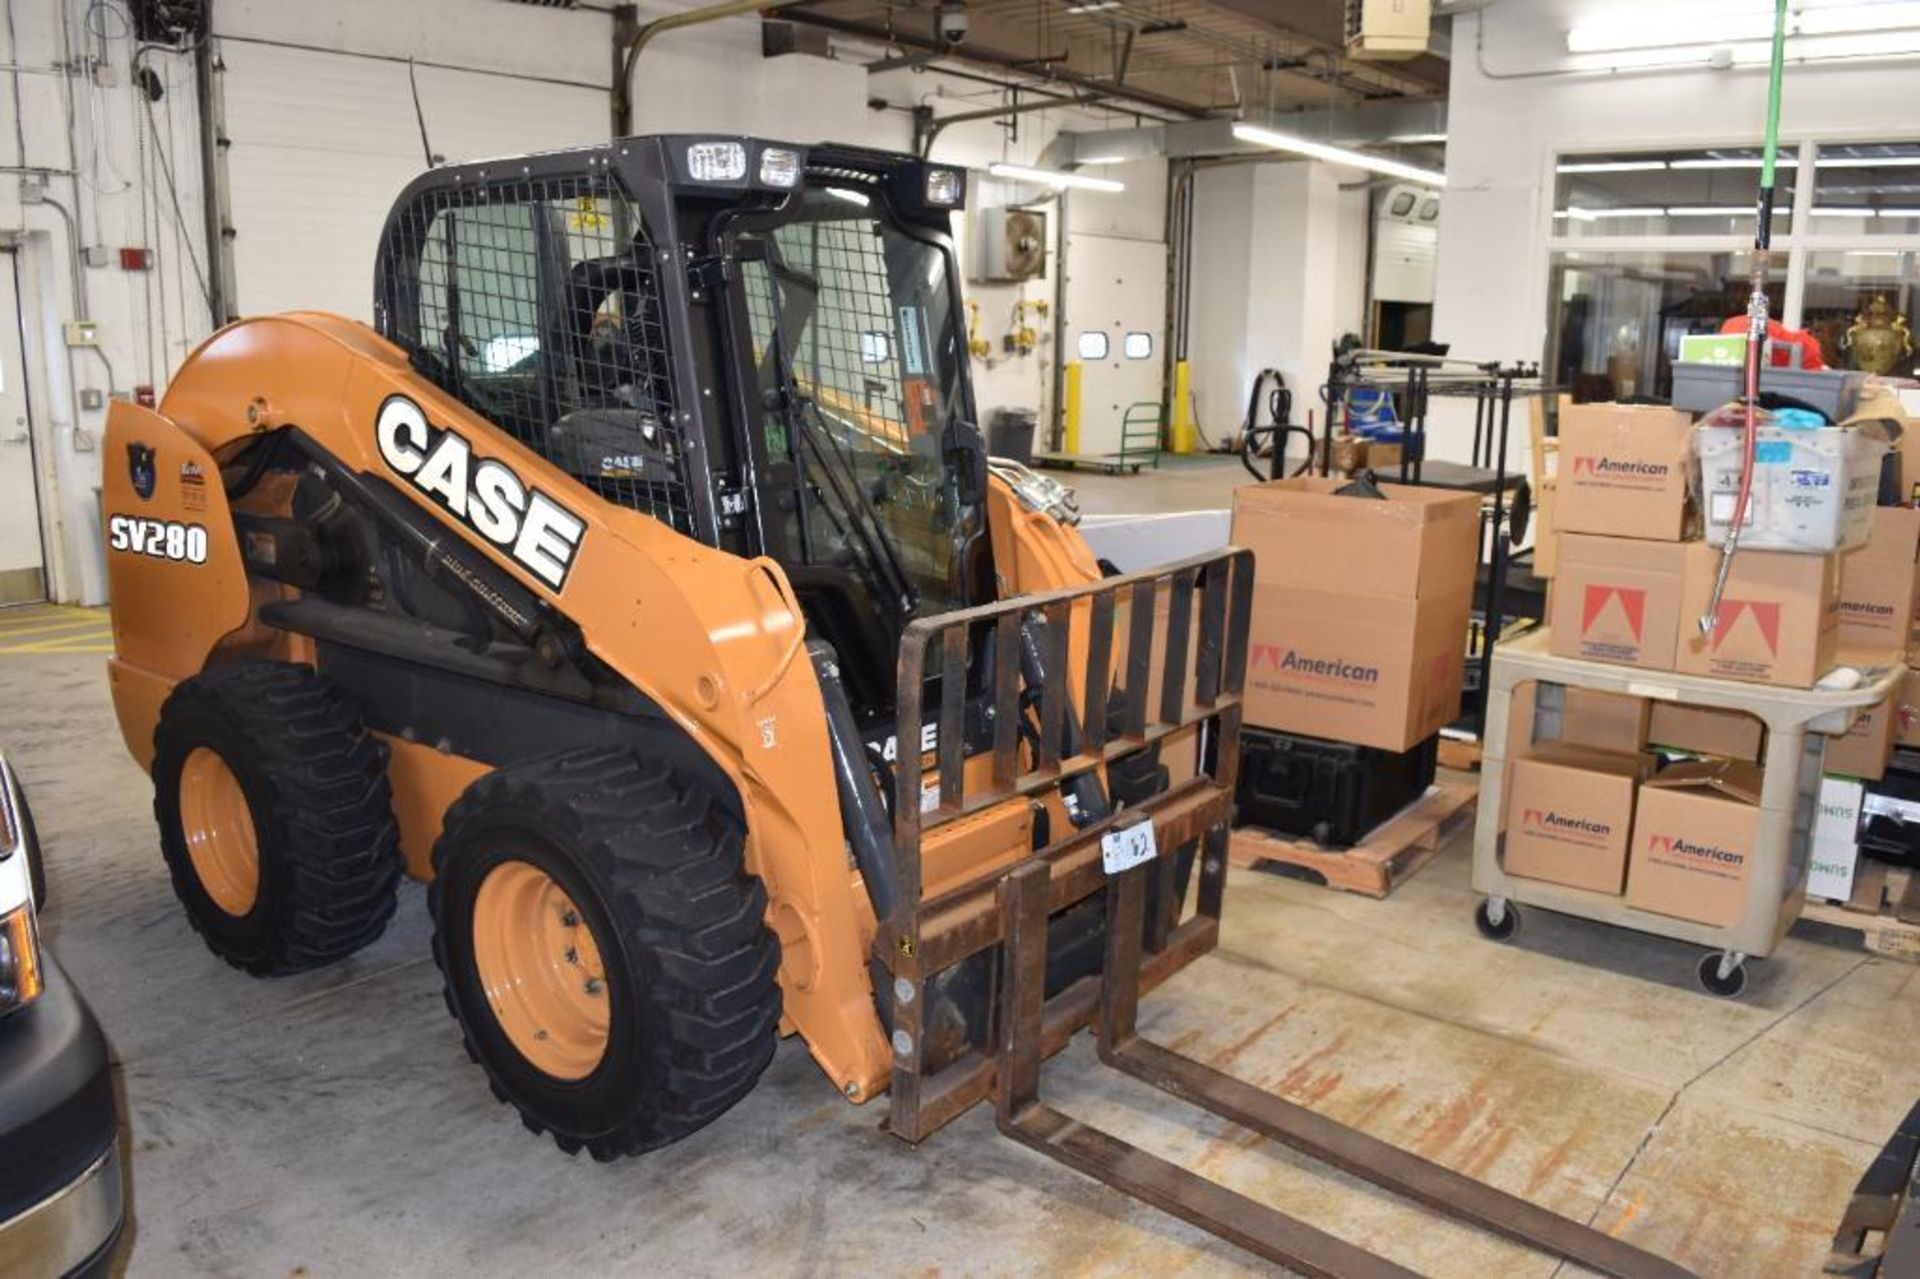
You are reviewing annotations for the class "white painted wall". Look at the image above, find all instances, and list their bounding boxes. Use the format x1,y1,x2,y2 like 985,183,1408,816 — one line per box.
1435,0,1920,465
4,0,1172,599
3,0,210,605
1187,159,1369,458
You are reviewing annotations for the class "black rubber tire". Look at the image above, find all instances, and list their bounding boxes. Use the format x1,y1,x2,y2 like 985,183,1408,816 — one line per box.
429,747,781,1160
152,661,401,975
1697,952,1748,999
1473,898,1520,941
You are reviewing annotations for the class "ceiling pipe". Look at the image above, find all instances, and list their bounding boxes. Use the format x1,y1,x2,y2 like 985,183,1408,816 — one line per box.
918,92,1115,157
612,0,815,136
780,6,1219,121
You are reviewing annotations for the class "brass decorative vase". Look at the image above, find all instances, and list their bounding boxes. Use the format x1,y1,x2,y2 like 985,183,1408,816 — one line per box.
1842,294,1915,375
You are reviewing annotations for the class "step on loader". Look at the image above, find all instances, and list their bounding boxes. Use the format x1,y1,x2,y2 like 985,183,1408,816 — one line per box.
102,135,1685,1276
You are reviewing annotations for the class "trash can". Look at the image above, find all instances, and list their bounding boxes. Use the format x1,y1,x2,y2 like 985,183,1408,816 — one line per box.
987,408,1037,464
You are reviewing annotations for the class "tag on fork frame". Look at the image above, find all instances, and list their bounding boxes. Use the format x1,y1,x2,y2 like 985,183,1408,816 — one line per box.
1101,818,1158,876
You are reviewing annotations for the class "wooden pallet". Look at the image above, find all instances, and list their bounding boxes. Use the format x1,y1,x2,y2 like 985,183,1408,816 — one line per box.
1800,861,1920,962
1228,780,1478,899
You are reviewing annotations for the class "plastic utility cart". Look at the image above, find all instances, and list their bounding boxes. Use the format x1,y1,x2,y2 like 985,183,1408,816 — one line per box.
1471,628,1904,997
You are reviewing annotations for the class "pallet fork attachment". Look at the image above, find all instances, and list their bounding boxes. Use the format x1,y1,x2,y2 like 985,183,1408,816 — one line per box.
996,859,1694,1278
885,549,1689,1276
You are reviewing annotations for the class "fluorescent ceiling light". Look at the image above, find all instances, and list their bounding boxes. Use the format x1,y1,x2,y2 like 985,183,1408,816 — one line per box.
1075,154,1129,166
825,186,871,207
1810,207,1920,218
1387,132,1449,144
1064,0,1121,11
1568,2,1920,53
1570,206,1666,219
1231,122,1445,186
1557,160,1668,174
1816,155,1920,168
986,162,1125,193
1671,156,1799,169
1667,205,1754,216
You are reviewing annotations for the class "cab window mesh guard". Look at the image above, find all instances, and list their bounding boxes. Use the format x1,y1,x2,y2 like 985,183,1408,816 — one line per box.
380,176,695,535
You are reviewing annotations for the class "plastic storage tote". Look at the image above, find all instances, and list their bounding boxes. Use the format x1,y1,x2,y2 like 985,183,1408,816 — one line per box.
1696,423,1889,552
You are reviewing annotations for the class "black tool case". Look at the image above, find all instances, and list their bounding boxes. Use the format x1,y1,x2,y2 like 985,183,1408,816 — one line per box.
1860,747,1920,868
1234,728,1439,849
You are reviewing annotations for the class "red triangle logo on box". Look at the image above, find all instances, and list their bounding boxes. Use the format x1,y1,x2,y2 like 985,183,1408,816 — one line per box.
1582,584,1646,641
1711,599,1782,657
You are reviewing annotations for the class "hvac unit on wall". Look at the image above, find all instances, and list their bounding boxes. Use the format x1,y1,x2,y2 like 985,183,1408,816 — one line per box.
1372,184,1440,304
972,206,1048,283
1344,0,1432,60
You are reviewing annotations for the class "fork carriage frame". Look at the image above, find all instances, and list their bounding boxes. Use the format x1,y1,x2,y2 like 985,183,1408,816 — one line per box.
882,548,1254,1144
880,549,1692,1278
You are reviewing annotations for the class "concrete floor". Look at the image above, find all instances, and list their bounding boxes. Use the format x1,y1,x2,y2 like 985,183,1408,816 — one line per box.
1068,454,1248,516
10,513,1919,1277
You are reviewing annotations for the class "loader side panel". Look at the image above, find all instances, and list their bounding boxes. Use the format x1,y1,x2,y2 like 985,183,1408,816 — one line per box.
134,313,893,1101
102,402,251,770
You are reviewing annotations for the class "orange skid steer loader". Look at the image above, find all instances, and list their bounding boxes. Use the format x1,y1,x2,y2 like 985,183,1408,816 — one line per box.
103,136,1682,1276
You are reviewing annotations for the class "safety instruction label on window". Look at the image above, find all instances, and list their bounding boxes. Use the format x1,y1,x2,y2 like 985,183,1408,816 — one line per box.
898,306,929,377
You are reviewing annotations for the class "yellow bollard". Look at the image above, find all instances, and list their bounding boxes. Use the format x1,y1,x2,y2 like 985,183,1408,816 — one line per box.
1170,359,1195,455
1063,362,1083,456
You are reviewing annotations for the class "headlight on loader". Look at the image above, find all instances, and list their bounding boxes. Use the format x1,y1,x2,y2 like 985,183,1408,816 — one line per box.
0,757,43,1015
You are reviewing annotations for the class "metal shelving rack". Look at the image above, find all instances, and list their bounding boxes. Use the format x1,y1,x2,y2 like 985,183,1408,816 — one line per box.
1472,629,1904,995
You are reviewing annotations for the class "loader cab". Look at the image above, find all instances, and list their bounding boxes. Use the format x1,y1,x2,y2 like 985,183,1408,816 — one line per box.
373,136,991,718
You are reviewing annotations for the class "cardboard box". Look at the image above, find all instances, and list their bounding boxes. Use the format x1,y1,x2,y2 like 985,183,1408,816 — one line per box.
1809,839,1862,904
1506,684,1648,756
1900,666,1920,748
1244,583,1473,753
1563,687,1650,754
1813,774,1865,845
1626,760,1764,928
1838,506,1920,662
1233,477,1480,751
1549,535,1688,671
1822,691,1897,780
1534,477,1559,578
1503,744,1649,894
1808,777,1866,901
1647,702,1765,762
1556,404,1696,540
1676,543,1840,688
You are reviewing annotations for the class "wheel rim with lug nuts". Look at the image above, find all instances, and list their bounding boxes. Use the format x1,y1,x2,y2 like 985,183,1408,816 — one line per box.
471,859,610,1080
178,747,261,916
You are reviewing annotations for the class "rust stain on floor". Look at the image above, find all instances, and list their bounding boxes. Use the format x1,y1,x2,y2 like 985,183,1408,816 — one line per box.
1604,1189,1645,1238
1457,1116,1514,1180
1410,1075,1494,1162
1273,1033,1349,1107
1344,1083,1403,1131
1523,1124,1588,1199
1205,1003,1302,1072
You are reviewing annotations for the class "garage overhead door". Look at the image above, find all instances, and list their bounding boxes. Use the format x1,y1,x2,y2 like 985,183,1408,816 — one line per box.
1062,233,1168,459
220,41,607,322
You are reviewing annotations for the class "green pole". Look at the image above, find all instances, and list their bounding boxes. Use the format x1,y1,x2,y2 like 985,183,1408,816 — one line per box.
1760,0,1788,190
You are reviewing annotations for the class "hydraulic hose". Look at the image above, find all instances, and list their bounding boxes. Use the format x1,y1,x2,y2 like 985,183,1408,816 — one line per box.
1238,368,1312,480
1699,0,1790,635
